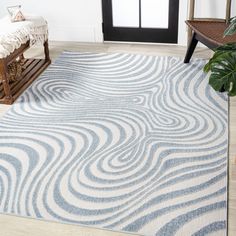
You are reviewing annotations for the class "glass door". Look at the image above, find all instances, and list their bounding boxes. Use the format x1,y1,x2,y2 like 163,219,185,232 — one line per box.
102,0,179,43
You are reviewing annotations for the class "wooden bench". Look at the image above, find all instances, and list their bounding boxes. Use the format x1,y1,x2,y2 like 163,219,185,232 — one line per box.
0,40,51,104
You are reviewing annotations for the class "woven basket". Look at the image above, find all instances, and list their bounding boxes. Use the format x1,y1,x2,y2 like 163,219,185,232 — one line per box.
0,60,23,83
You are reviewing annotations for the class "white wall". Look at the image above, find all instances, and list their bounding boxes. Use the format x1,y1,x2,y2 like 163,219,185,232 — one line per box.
0,0,235,45
0,0,103,42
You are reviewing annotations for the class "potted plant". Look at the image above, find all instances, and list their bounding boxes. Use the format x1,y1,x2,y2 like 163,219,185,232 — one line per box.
204,16,236,96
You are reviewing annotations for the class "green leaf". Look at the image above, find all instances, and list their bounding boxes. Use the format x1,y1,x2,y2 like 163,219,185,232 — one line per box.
204,17,236,96
224,23,236,36
224,16,236,36
231,16,236,23
204,43,236,73
229,73,236,96
208,52,236,96
216,43,236,51
204,51,231,73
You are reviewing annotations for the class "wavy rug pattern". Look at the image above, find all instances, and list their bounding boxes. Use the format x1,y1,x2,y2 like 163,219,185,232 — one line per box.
0,52,228,236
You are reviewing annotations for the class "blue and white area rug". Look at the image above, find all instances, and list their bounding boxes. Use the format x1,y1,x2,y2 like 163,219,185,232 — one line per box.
0,52,228,236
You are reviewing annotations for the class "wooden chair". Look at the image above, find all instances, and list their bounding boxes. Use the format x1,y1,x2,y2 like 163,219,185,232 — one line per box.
184,0,236,63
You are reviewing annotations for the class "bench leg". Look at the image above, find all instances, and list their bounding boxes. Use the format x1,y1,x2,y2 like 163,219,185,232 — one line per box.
0,59,13,104
44,40,51,62
184,32,198,63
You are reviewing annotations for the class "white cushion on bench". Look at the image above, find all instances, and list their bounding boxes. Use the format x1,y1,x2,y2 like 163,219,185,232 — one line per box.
0,15,48,59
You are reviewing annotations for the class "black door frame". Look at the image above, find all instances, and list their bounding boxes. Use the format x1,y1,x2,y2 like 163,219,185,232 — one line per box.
102,0,179,44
